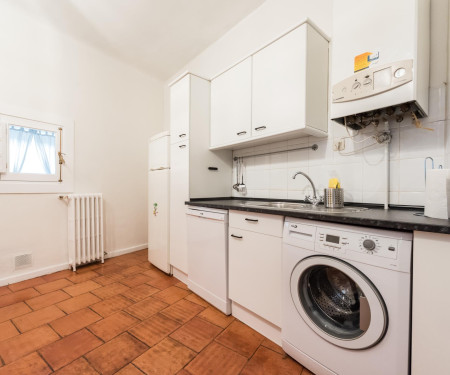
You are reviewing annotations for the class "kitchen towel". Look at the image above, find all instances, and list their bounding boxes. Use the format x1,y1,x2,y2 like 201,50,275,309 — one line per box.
424,169,450,220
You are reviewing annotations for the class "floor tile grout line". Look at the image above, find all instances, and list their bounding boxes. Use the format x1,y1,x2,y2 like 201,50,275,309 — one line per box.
85,310,143,343
212,332,258,360
9,316,22,335
46,322,63,340
125,312,181,349
36,349,55,373
81,355,101,375
167,316,224,357
128,362,146,374
195,312,234,331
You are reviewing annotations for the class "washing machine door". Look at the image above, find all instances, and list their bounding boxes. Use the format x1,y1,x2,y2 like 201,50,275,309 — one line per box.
290,255,388,350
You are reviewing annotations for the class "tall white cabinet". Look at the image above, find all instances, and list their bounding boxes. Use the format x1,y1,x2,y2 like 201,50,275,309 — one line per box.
169,74,232,275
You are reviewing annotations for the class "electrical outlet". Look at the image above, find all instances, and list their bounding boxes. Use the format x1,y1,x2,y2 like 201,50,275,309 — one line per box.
333,139,345,151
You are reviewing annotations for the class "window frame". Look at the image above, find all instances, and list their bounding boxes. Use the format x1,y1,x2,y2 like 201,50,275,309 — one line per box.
2,118,60,182
0,106,74,194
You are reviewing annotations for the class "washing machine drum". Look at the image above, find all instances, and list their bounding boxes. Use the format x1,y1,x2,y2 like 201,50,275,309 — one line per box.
291,256,388,350
308,267,361,329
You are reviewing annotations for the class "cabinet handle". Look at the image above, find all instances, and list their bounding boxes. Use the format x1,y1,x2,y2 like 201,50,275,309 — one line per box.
179,144,186,149
254,126,267,131
178,133,186,138
237,131,247,136
245,218,258,223
231,234,243,239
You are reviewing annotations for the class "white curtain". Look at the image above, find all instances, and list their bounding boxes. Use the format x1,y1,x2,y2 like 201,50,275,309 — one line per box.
33,130,54,174
9,126,33,173
9,126,56,174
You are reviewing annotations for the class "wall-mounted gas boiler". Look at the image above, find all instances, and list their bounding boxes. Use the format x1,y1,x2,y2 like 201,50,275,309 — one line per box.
331,0,430,129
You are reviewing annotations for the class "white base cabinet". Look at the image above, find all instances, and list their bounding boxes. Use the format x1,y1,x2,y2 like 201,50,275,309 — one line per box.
228,211,283,326
169,74,232,274
412,231,450,375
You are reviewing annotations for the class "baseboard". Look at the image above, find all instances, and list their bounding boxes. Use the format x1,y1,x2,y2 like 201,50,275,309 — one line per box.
105,244,147,258
172,267,188,284
0,244,148,287
232,301,282,346
0,263,71,286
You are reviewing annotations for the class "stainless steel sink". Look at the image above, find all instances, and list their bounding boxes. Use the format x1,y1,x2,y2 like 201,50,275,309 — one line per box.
237,201,369,214
237,201,305,209
298,206,369,214
242,202,307,209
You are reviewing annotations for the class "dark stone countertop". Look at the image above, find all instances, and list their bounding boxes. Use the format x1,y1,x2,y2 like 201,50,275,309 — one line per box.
186,198,450,234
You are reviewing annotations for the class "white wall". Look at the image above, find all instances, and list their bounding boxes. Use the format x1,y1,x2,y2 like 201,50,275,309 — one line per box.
0,2,164,284
166,0,449,207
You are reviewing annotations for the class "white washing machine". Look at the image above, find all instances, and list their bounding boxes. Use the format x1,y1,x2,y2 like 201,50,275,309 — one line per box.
282,218,412,375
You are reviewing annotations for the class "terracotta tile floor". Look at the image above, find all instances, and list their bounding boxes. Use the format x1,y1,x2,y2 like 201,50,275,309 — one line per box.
0,250,315,375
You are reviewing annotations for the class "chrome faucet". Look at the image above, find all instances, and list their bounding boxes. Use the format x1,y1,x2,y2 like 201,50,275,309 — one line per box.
292,171,323,206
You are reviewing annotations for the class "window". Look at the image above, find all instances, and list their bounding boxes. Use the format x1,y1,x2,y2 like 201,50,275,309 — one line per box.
0,111,73,193
3,124,59,181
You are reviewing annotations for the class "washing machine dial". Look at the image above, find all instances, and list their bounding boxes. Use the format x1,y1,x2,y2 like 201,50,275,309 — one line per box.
363,239,377,251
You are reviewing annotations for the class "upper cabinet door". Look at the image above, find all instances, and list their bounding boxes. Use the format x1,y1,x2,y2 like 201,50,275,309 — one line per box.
252,24,328,136
210,57,252,148
252,25,307,135
170,75,190,144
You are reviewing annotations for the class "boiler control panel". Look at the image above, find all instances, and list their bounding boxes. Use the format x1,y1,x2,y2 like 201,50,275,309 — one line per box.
332,59,413,103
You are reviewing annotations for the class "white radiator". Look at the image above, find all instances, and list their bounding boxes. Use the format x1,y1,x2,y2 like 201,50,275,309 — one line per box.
67,194,104,271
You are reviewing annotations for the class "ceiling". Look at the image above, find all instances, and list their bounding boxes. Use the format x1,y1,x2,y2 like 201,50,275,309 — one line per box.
7,0,265,80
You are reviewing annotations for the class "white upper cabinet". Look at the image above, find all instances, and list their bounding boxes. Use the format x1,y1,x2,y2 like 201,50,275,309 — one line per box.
252,26,307,136
252,24,328,135
210,21,329,150
210,57,252,148
170,74,190,143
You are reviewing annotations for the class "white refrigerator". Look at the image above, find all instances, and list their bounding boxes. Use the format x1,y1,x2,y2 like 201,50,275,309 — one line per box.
148,131,171,274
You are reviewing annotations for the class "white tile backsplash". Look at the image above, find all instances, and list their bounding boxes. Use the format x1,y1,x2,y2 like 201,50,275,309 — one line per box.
269,169,288,190
308,138,333,165
246,169,269,190
287,148,309,168
362,162,386,193
389,160,400,192
399,121,445,159
399,192,426,206
231,118,450,206
270,152,288,169
398,158,426,192
269,190,288,199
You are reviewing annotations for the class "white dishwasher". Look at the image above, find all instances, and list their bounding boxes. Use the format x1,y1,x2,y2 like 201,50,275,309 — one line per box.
186,206,231,314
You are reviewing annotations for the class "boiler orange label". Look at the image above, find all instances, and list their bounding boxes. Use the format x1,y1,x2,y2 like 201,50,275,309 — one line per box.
354,52,379,72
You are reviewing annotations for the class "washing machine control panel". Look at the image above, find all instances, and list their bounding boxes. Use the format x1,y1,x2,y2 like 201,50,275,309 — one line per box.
316,230,398,259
